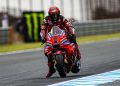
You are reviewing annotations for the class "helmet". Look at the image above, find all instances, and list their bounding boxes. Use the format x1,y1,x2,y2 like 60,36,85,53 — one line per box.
48,6,60,22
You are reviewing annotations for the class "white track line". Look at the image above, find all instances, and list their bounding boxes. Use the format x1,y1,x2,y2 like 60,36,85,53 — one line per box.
0,48,43,56
48,69,120,86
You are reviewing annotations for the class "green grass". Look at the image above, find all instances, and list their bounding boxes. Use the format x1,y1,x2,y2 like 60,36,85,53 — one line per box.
77,33,120,43
0,43,43,53
0,33,120,53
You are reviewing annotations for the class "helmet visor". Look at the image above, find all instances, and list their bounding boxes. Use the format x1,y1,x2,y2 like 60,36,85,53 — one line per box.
50,13,59,22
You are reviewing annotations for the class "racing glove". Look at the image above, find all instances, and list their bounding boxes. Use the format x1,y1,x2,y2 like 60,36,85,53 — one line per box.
69,34,77,44
40,32,46,43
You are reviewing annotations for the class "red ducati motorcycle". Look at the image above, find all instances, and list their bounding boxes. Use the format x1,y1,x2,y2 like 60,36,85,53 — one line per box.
44,26,81,77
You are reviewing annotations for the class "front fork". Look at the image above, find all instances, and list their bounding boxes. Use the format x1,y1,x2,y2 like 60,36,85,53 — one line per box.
54,51,68,65
47,50,74,72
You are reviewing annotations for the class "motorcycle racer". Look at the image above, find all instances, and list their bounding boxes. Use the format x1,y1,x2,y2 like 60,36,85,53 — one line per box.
40,6,81,78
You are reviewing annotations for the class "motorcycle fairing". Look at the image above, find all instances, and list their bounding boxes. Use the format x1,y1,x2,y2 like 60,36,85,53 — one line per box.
44,26,75,60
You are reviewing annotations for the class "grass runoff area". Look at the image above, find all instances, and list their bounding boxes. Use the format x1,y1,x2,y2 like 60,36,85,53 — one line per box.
0,33,120,53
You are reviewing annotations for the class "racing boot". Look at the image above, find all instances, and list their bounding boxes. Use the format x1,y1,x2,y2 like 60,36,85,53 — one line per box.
46,62,56,78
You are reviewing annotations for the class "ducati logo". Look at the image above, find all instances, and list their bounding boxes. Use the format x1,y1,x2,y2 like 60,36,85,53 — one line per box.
51,8,56,12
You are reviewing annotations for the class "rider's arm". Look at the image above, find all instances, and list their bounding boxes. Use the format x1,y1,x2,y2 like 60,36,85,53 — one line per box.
63,17,75,36
40,18,48,43
63,17,77,44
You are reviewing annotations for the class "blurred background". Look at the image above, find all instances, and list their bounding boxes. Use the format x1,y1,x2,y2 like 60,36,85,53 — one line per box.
0,0,120,45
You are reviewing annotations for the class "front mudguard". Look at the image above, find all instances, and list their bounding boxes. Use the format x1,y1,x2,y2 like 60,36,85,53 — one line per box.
54,50,63,55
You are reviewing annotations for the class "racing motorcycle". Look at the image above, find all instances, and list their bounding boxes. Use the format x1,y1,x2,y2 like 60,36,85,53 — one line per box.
44,26,81,77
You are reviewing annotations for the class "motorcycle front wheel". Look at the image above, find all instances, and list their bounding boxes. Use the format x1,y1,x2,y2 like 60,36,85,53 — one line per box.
55,54,66,78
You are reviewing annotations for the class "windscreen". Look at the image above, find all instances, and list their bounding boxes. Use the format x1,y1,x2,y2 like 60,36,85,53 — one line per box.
50,26,63,35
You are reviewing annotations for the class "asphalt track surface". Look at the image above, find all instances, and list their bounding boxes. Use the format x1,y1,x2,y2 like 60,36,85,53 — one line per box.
0,39,120,86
